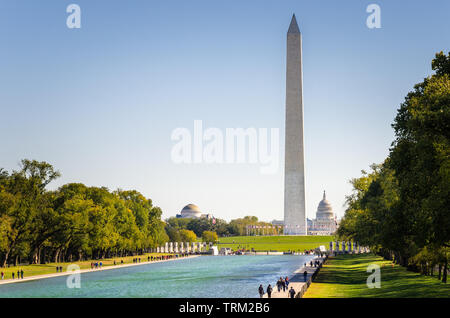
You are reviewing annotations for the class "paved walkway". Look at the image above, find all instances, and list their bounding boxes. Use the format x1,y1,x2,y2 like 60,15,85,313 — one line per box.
263,256,325,298
0,255,200,285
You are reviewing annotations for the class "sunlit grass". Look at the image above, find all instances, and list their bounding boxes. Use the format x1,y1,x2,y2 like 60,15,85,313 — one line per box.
304,253,449,298
215,235,333,252
0,253,170,280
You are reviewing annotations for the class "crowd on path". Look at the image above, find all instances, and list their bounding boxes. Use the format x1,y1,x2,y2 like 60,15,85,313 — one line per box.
259,278,297,299
1,270,24,280
86,253,190,270
258,276,296,298
258,254,326,298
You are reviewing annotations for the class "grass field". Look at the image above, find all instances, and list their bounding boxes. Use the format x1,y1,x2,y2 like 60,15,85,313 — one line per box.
216,235,334,252
0,253,169,280
304,253,450,298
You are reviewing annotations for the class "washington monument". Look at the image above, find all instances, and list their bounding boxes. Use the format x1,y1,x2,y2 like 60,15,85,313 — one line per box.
284,14,306,235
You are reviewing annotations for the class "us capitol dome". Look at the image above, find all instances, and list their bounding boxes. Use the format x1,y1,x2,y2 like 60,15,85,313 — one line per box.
307,191,337,235
316,191,334,220
176,204,213,219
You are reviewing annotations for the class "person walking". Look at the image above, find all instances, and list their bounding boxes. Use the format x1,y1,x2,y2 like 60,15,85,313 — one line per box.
258,284,265,298
281,278,286,292
17,270,20,279
1,271,4,280
266,284,273,298
20,270,24,279
276,278,282,292
289,286,296,298
303,270,308,282
12,272,14,279
285,276,290,288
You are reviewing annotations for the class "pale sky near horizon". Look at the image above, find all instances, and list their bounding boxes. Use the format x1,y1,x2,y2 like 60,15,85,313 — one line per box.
0,0,449,222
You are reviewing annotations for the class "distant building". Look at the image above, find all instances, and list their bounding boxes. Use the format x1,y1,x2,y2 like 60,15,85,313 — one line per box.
306,218,313,229
271,220,284,226
308,191,337,235
176,204,213,219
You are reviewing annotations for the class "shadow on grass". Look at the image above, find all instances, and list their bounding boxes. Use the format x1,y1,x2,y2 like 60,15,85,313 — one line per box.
311,254,450,298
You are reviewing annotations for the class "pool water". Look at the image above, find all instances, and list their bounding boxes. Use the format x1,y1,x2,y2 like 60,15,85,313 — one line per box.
0,255,313,298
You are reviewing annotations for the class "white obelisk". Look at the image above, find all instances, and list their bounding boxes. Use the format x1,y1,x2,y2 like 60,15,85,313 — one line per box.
284,14,306,235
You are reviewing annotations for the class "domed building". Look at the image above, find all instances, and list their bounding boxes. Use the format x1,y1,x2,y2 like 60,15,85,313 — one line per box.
307,191,337,235
176,204,213,219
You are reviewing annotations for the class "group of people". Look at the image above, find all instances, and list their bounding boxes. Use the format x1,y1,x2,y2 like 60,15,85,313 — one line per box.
311,260,321,268
55,266,63,272
258,281,296,298
276,276,290,292
95,253,189,268
258,258,325,298
1,270,24,280
258,276,296,298
90,262,103,269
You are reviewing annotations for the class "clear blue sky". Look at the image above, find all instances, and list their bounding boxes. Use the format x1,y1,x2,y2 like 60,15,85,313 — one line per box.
0,0,449,221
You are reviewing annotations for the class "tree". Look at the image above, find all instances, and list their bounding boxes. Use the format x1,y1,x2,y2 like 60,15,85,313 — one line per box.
19,159,61,191
179,229,197,242
338,52,450,282
165,226,181,242
0,160,169,266
228,216,260,236
202,231,218,243
389,51,450,280
0,160,60,266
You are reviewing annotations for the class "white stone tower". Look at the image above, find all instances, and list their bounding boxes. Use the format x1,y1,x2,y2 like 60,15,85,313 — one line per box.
284,14,306,235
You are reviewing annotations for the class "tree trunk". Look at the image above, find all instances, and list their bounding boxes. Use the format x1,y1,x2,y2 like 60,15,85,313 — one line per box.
442,261,447,283
40,247,47,264
54,249,60,263
28,248,37,265
438,264,442,280
36,247,41,264
2,250,10,267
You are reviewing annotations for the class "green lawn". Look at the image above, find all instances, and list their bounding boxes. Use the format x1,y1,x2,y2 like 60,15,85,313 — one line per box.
216,235,333,252
0,253,170,280
304,253,449,298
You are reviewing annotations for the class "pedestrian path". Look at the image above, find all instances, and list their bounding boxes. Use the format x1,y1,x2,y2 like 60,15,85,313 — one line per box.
263,256,325,298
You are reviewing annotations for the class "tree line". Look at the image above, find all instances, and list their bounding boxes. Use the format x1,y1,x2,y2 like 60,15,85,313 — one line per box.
0,160,277,267
0,160,168,267
337,52,450,283
164,215,275,241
